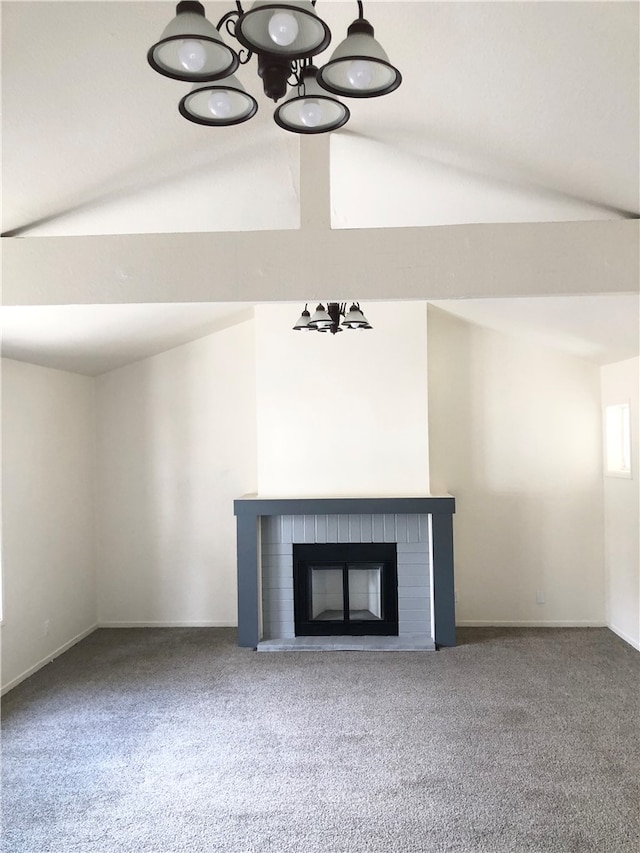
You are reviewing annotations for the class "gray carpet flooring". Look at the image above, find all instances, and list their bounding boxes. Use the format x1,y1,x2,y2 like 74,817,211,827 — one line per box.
1,627,639,853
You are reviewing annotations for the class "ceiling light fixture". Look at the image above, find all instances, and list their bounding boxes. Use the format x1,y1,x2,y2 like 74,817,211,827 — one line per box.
293,302,372,334
148,1,400,133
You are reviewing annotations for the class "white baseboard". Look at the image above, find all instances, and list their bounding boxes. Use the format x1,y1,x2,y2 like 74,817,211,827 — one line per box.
1,624,98,696
456,620,607,628
98,621,237,628
607,623,640,651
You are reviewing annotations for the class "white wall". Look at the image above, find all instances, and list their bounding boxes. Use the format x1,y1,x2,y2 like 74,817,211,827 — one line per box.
601,357,639,649
427,307,605,626
254,303,430,497
95,320,256,626
1,359,97,692
4,301,630,685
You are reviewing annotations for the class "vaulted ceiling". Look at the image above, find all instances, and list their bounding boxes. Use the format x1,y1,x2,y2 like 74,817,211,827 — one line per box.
2,1,639,373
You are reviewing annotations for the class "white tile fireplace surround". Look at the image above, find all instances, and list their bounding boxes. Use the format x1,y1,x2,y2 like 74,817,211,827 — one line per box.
234,497,456,650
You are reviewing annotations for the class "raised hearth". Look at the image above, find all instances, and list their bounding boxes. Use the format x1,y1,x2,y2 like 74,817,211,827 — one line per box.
234,496,456,649
257,636,436,652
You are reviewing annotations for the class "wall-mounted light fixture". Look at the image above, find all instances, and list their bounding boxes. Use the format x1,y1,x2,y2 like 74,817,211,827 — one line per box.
148,1,401,133
293,302,372,334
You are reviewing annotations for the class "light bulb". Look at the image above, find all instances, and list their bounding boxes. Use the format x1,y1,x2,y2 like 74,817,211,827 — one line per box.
208,90,232,118
178,40,207,73
299,99,322,128
268,12,299,46
347,59,374,90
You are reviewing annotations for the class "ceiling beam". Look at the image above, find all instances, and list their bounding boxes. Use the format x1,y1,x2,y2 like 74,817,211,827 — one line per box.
2,220,638,306
299,135,331,231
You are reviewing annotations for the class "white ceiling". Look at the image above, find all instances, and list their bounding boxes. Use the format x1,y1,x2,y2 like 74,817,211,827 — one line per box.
2,295,637,376
0,303,254,376
429,294,640,366
1,1,639,374
2,0,638,236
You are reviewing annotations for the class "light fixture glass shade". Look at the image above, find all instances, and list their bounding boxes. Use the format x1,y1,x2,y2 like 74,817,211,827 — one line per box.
307,303,333,329
236,2,331,59
317,19,401,98
293,307,313,330
274,66,349,134
342,303,370,328
148,1,239,82
179,76,258,125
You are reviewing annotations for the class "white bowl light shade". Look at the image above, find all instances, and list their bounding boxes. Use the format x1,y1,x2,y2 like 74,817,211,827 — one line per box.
307,304,333,330
148,1,239,82
179,76,258,125
341,303,370,328
236,2,331,59
318,19,401,98
274,66,349,134
293,307,313,330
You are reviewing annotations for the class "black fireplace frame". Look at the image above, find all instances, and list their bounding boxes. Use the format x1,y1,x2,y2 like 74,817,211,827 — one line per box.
293,543,399,636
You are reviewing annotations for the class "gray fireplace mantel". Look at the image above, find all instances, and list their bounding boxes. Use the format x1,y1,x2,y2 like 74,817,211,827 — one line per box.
234,495,456,649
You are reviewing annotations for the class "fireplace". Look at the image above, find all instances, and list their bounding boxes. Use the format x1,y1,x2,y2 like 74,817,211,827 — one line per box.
293,543,398,636
234,496,456,649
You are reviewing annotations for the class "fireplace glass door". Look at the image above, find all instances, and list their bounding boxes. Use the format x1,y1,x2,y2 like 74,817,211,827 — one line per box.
294,544,398,636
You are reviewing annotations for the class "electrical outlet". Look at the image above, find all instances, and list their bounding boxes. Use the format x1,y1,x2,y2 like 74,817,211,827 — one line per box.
536,591,545,605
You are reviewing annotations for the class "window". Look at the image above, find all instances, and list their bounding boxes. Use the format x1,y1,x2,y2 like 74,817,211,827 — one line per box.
605,402,632,478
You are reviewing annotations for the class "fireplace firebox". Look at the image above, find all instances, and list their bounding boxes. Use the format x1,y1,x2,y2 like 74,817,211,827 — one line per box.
293,544,398,636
